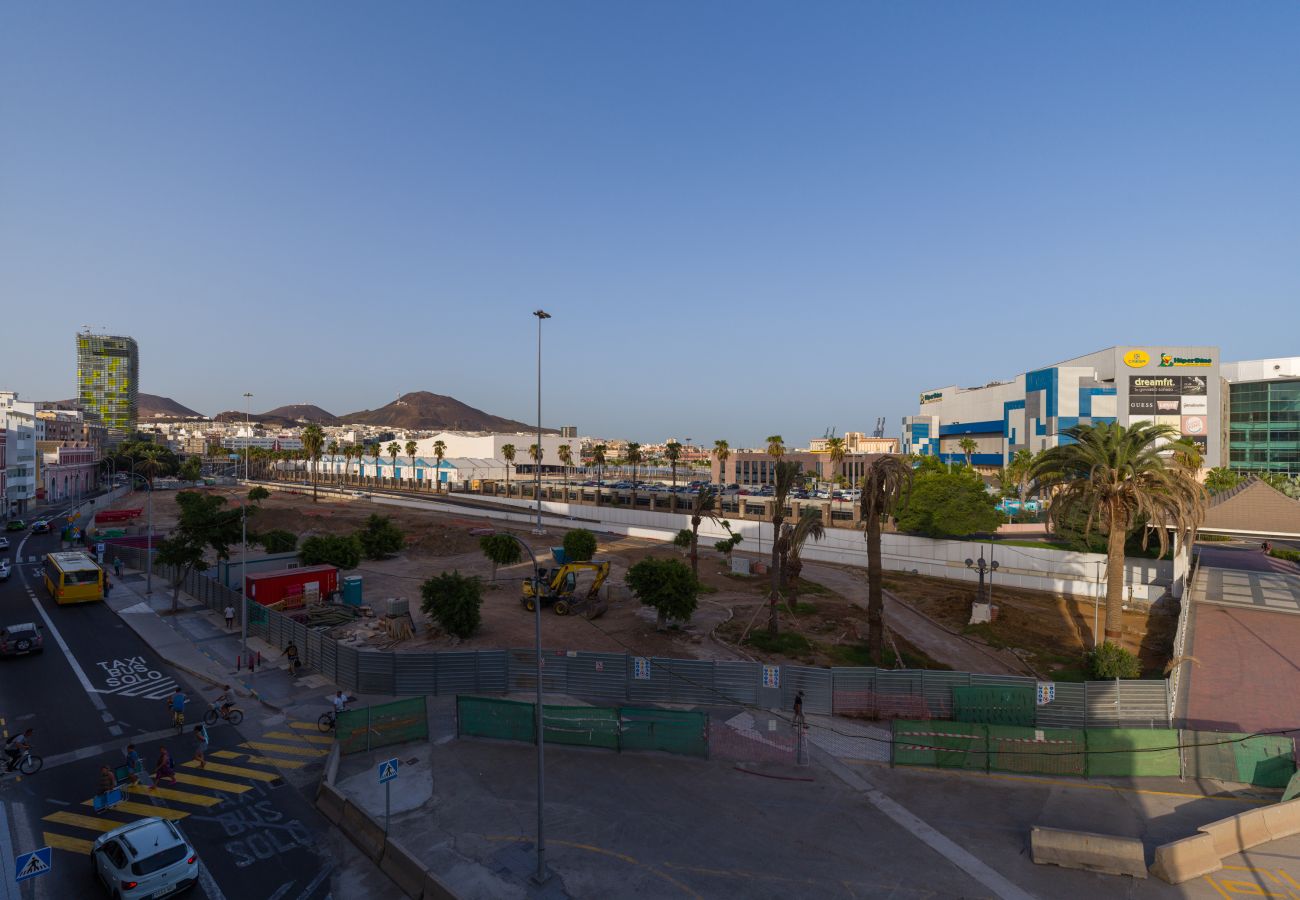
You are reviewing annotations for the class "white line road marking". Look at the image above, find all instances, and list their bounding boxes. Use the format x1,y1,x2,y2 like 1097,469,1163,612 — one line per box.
197,859,230,900
0,800,19,900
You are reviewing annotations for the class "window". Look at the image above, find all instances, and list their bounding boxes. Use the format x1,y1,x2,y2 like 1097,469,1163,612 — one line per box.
132,843,187,876
101,841,127,869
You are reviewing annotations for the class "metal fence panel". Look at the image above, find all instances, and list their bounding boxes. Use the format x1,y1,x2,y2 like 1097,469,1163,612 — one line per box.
629,658,716,706
508,648,566,695
1086,681,1169,728
566,652,628,701
920,671,970,719
357,650,395,695
713,661,760,706
395,653,437,694
435,652,480,694
318,635,338,684
337,645,359,692
968,673,1036,690
831,667,877,717
781,666,832,715
620,707,708,757
475,651,508,694
1035,682,1086,729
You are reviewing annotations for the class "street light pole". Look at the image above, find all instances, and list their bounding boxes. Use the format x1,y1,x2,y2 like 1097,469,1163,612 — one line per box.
469,528,547,883
241,500,249,672
243,392,254,482
532,310,550,536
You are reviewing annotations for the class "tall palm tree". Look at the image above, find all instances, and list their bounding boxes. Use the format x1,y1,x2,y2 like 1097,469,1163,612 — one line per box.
385,441,400,486
625,442,642,506
688,487,718,578
591,444,607,506
958,437,978,468
766,460,801,635
501,443,517,496
665,441,683,491
369,443,381,485
784,509,826,606
1030,422,1205,642
713,439,730,488
135,446,167,487
766,435,785,461
432,440,447,492
825,436,845,499
327,440,340,484
342,445,355,484
557,443,574,493
861,455,913,666
405,440,417,488
301,425,325,501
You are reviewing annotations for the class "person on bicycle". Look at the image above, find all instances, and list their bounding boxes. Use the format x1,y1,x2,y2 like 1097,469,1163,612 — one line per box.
284,641,301,675
214,684,235,720
4,729,32,772
169,688,188,725
332,690,349,716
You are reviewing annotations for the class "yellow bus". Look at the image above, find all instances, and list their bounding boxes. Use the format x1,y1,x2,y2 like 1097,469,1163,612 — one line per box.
44,551,104,604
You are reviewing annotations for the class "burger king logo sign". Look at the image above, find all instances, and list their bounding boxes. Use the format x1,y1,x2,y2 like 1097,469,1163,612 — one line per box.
1123,350,1150,368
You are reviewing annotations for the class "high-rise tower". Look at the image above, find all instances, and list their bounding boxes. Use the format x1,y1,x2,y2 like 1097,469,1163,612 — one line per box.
76,332,139,445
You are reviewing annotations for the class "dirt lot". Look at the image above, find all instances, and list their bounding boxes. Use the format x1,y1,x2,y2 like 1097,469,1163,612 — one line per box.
100,487,1171,674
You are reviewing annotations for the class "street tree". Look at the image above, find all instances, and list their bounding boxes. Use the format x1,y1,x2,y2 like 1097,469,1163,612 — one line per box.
766,460,801,635
861,455,913,666
479,532,522,581
302,424,325,501
626,556,699,631
155,491,243,614
501,443,517,495
420,571,484,638
688,486,718,578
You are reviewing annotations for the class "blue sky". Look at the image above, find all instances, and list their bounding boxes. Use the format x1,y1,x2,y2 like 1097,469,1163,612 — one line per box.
3,2,1298,446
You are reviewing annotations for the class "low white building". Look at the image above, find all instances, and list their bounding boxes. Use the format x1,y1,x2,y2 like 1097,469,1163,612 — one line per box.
412,432,572,471
0,392,38,514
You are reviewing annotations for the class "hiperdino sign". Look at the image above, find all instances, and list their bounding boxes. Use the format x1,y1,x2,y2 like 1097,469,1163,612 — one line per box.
919,391,944,405
1159,354,1213,368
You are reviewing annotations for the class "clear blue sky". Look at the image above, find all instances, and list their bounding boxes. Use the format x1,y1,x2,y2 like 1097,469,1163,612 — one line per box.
3,2,1298,447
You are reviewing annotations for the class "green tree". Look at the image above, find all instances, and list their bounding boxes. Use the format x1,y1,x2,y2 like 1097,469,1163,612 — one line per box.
134,445,170,487
479,532,522,581
178,455,202,482
327,440,340,483
665,441,683,494
247,485,270,502
626,556,699,630
895,461,1001,538
301,424,325,502
591,444,607,505
784,509,826,605
432,440,447,492
405,441,417,487
563,528,597,562
713,519,743,561
155,490,243,614
673,528,693,550
765,435,785,462
420,571,484,638
299,534,362,569
713,439,730,487
1204,467,1242,494
501,443,517,496
957,437,978,468
255,529,298,553
356,514,405,559
824,436,845,495
558,443,574,491
688,486,718,578
861,455,913,666
1030,422,1205,642
386,441,400,485
765,460,801,635
1087,641,1141,679
625,442,643,505
369,443,381,484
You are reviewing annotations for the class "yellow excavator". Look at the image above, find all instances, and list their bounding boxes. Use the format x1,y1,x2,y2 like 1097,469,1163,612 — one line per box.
521,559,612,618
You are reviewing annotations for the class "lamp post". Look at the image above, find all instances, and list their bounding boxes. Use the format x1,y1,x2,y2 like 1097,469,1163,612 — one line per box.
124,473,154,597
964,548,999,604
532,310,550,535
470,527,547,884
243,392,254,482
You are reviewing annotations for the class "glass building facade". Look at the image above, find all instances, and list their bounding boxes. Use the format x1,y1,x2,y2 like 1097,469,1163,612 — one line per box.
1228,379,1300,475
76,333,138,445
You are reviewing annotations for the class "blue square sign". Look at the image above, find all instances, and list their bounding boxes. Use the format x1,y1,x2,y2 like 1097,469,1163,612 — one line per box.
377,757,399,784
15,847,52,883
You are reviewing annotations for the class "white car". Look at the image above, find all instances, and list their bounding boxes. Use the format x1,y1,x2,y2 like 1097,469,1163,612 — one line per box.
0,559,10,581
0,536,9,550
92,818,198,899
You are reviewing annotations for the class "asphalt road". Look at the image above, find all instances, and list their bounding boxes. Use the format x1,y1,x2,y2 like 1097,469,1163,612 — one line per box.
0,508,335,899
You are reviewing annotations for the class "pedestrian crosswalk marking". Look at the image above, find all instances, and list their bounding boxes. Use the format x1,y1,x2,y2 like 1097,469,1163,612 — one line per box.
264,730,334,745
173,772,254,793
288,721,320,731
43,810,126,833
181,760,279,782
125,783,222,807
81,799,189,820
43,832,94,855
213,751,308,769
241,740,327,758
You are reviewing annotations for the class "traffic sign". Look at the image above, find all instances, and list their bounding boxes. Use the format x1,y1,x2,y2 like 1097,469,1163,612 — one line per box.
377,757,399,784
15,847,52,883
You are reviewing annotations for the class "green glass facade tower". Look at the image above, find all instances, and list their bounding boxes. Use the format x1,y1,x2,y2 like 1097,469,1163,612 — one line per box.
76,332,139,445
1228,379,1300,475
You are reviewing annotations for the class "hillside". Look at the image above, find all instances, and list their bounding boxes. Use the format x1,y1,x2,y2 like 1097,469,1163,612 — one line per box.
340,391,552,433
212,404,338,427
51,393,205,420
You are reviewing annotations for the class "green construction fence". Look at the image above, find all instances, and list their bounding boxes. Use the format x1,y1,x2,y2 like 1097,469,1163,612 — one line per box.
336,697,429,755
1182,730,1297,789
456,696,708,758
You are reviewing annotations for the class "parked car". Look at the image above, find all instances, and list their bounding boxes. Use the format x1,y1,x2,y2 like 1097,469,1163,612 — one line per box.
0,536,9,550
31,520,51,534
92,818,198,899
0,623,43,657
0,559,11,581
4,520,24,532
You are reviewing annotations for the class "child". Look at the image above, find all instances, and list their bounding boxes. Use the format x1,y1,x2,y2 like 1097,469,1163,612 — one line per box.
193,723,209,770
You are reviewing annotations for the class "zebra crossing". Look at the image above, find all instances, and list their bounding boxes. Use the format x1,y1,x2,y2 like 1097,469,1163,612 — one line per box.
40,721,330,856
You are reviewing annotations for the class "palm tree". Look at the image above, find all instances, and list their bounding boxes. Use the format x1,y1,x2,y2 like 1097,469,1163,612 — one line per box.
342,445,355,484
664,441,683,510
1030,422,1205,643
301,425,325,502
405,440,417,488
591,444,607,506
688,487,718,578
625,442,642,506
825,436,845,499
557,443,574,493
501,443,517,496
135,446,167,487
861,455,913,666
385,441,400,487
784,509,826,606
766,460,801,635
369,443,381,486
713,439,730,493
327,440,339,484
958,437,978,468
432,440,447,493
766,435,785,461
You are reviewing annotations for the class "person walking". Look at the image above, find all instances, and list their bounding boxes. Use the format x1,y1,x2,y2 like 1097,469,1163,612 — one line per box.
97,764,116,810
113,556,122,578
792,690,806,730
103,574,112,598
224,604,235,630
150,748,176,790
123,743,143,787
193,724,209,770
284,641,300,675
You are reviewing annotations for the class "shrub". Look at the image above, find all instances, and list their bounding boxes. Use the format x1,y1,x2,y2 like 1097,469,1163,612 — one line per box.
255,529,298,554
247,485,271,502
420,571,483,638
1086,641,1141,679
479,532,522,580
299,534,362,569
563,528,598,562
356,514,405,559
672,528,693,550
626,557,699,630
1270,548,1300,564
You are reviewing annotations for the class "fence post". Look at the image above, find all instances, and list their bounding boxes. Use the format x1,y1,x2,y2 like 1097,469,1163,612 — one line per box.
984,724,991,774
366,705,372,754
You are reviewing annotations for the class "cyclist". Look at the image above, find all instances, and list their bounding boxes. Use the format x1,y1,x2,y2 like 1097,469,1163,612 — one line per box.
168,688,188,728
214,684,235,721
4,728,33,772
332,690,349,716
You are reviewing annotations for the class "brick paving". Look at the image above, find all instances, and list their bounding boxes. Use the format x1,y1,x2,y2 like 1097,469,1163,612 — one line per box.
1184,601,1300,733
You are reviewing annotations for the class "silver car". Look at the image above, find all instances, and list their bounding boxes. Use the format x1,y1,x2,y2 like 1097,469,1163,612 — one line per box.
92,818,198,899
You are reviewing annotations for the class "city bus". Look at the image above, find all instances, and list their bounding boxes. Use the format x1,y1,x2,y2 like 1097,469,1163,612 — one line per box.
44,551,104,605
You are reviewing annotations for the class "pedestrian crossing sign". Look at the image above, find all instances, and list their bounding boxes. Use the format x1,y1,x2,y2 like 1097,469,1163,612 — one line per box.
15,847,52,883
378,758,399,784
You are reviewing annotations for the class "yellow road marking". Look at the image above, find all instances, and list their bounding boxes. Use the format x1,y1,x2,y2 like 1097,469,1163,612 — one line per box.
211,750,242,759
182,760,278,781
173,772,253,793
288,721,322,731
43,811,126,833
125,784,222,807
265,730,333,745
242,741,326,758
214,751,307,769
79,800,189,821
43,831,94,854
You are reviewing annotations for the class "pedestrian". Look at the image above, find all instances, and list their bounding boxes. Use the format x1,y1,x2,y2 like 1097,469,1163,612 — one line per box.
123,743,143,786
193,724,209,770
224,604,235,630
792,690,806,729
103,575,112,598
284,641,300,675
114,557,122,578
150,748,176,789
97,763,116,810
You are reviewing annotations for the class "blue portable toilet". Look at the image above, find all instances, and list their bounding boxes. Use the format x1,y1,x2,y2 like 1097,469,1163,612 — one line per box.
342,575,363,606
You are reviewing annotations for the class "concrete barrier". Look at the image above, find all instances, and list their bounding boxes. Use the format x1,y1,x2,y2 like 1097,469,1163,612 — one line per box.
379,837,426,899
315,782,346,826
1198,808,1273,857
1150,833,1222,884
1030,826,1147,878
341,800,388,863
423,870,461,900
1262,798,1300,841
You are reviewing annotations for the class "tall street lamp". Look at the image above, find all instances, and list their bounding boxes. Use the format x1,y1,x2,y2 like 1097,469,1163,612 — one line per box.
532,310,550,536
469,528,548,884
243,392,254,481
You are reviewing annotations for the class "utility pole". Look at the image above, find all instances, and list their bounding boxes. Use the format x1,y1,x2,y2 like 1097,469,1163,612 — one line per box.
532,310,550,536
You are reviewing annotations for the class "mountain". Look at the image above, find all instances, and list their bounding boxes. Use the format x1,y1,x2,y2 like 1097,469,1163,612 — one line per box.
340,391,553,433
213,404,338,427
50,393,205,420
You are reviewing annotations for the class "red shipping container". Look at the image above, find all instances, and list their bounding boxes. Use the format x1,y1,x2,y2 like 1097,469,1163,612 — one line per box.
245,565,339,607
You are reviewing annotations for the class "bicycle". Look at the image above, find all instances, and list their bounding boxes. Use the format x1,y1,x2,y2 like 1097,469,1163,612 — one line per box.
3,748,42,776
317,707,347,734
169,706,186,735
203,703,244,727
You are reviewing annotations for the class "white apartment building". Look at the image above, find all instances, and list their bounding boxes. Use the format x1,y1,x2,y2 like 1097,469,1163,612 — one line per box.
0,392,39,513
